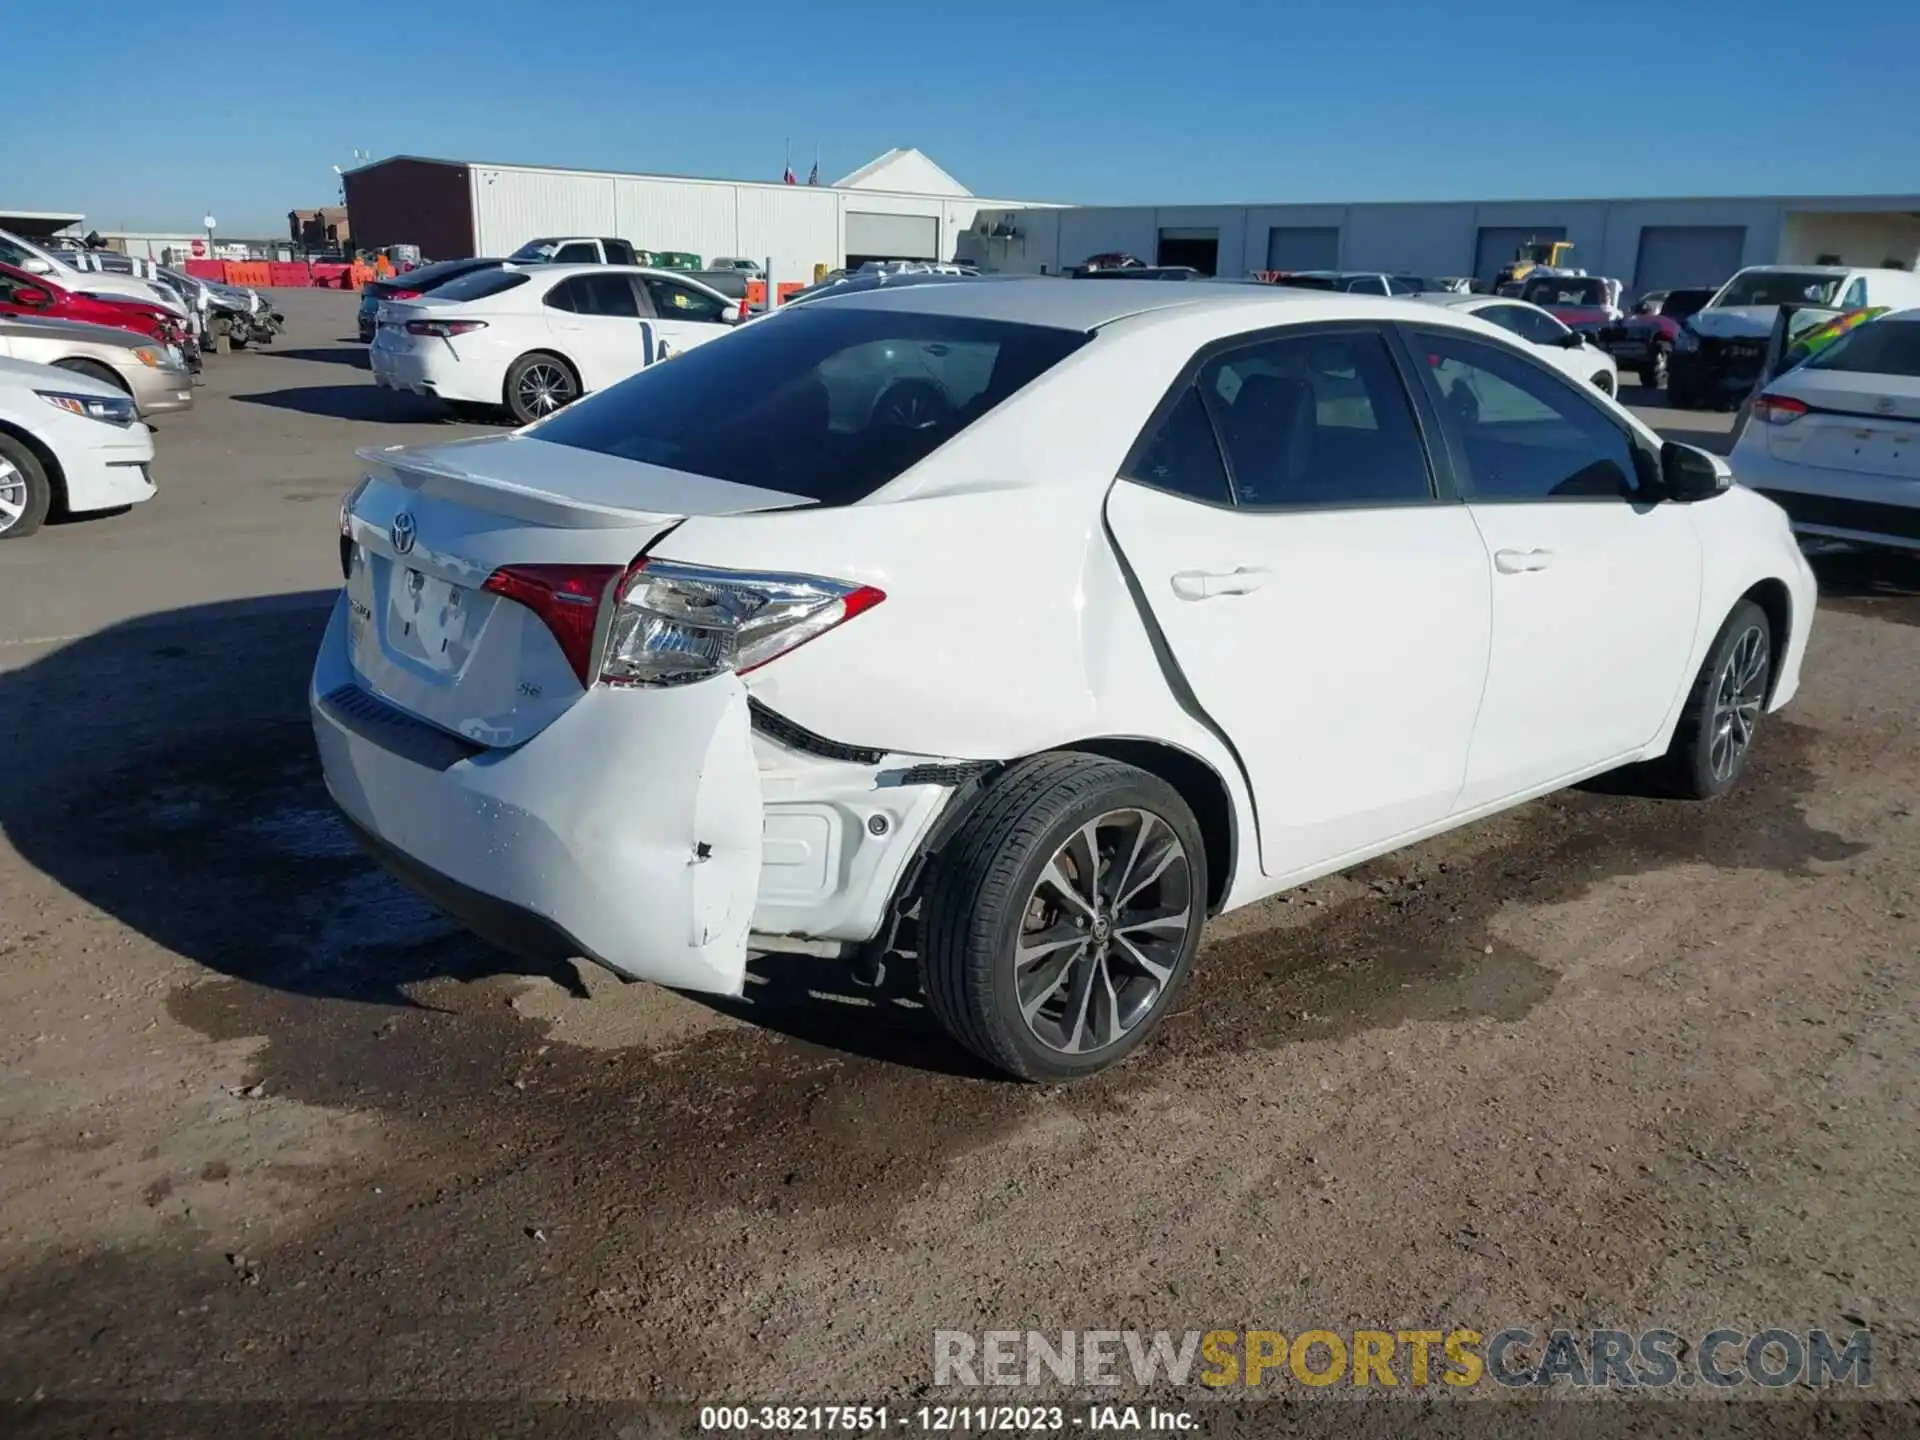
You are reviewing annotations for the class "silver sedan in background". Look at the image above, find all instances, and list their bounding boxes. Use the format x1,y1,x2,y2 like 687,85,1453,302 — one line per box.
0,316,196,416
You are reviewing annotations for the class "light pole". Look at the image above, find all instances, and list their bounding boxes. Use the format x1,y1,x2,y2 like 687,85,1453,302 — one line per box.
203,213,217,257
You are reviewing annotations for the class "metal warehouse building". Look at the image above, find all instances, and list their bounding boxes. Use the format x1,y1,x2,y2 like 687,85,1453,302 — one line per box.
343,148,1054,290
958,193,1920,296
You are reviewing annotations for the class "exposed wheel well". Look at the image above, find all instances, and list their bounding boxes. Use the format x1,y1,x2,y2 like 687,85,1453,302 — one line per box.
1060,737,1237,912
0,420,67,515
1742,577,1793,706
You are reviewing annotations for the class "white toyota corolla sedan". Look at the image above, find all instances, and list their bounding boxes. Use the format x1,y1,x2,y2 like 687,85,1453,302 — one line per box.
317,279,1816,1081
1419,292,1619,395
369,263,745,425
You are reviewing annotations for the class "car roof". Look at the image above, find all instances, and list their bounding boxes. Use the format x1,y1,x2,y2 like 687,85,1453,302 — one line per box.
814,274,1459,331
1417,293,1494,309
495,262,722,285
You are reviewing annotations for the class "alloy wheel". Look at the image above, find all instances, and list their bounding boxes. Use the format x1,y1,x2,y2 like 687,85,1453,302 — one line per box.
1015,809,1194,1055
517,362,576,417
877,385,945,430
0,455,27,536
1709,624,1768,780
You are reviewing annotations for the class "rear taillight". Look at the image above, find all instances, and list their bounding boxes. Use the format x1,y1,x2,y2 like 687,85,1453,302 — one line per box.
600,560,885,688
405,319,487,337
1753,394,1809,426
387,288,422,301
483,564,624,686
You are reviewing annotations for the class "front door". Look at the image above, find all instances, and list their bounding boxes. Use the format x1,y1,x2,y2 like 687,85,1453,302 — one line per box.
1410,328,1703,811
638,276,735,364
1104,325,1492,881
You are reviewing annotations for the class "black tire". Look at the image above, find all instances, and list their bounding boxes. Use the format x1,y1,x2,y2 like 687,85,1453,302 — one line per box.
1637,344,1669,389
505,352,580,426
52,357,132,394
1660,599,1772,800
920,754,1208,1082
1668,370,1697,409
0,433,53,540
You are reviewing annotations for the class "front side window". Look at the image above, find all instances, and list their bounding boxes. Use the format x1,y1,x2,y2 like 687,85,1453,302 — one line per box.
1419,331,1643,502
1197,330,1432,508
642,278,728,323
532,307,1090,506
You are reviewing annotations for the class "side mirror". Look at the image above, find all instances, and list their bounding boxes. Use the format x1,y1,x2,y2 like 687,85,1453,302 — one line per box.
1661,441,1732,502
1557,330,1586,349
21,257,54,275
12,286,53,307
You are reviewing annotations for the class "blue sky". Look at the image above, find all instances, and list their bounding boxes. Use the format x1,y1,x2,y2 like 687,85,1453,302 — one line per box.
13,0,1920,235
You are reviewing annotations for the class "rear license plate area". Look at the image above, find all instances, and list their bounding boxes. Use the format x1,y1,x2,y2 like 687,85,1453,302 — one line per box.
383,565,481,675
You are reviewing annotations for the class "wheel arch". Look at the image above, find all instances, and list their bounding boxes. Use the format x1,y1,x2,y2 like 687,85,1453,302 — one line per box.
53,356,133,395
1741,575,1793,707
0,419,67,514
1055,736,1239,913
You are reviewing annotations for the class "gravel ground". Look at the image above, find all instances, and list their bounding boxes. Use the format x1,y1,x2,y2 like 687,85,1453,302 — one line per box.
2,290,1918,1435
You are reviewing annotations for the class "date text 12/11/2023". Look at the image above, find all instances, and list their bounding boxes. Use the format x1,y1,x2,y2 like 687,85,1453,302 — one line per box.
697,1405,1197,1432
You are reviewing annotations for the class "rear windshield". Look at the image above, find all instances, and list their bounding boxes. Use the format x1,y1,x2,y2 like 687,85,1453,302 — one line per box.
427,269,531,303
532,306,1092,505
1523,276,1608,307
1807,319,1920,377
1662,289,1713,320
1717,271,1843,308
405,259,500,291
1274,275,1339,291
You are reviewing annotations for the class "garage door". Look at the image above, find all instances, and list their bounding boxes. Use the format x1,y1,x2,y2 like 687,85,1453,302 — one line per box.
1632,226,1747,298
845,212,939,262
1474,225,1567,285
1266,226,1339,271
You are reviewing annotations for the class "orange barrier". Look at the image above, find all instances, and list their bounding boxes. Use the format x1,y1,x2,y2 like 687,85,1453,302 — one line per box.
183,258,225,280
745,279,768,308
309,263,351,288
223,261,272,287
776,282,803,304
348,263,375,291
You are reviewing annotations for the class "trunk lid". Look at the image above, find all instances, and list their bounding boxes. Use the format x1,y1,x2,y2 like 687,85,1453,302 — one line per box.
1765,371,1920,480
342,436,812,746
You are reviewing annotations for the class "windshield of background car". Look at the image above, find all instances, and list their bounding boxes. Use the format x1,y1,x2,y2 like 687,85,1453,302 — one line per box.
508,240,562,261
1663,290,1713,320
426,269,532,303
1523,277,1607,307
532,306,1092,505
1716,271,1843,307
1276,275,1339,291
1805,317,1920,376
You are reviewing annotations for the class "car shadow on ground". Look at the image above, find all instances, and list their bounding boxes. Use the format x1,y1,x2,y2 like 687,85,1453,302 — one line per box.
0,593,981,1077
253,346,371,370
1811,548,1920,628
231,385,448,422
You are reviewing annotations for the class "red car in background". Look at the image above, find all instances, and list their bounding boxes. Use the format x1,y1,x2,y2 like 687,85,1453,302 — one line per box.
1598,287,1717,388
1516,273,1624,342
0,262,190,357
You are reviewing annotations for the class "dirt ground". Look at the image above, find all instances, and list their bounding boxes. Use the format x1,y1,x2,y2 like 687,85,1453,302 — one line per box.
2,291,1918,1433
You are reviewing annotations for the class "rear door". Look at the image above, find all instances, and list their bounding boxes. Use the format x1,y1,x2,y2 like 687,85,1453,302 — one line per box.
1410,327,1701,809
1104,323,1493,880
541,273,651,390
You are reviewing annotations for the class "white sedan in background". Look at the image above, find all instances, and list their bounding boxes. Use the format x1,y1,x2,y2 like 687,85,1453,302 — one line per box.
0,356,155,539
319,280,1813,1082
370,263,745,425
1731,307,1920,553
1420,292,1619,395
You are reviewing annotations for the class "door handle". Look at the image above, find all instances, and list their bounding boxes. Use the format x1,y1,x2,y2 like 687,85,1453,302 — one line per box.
1493,548,1555,574
1170,567,1270,600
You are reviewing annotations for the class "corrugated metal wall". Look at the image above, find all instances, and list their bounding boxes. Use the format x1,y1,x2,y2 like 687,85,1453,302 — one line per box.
470,167,616,253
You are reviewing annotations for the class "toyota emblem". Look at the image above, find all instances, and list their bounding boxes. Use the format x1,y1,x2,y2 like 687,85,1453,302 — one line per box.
389,511,417,555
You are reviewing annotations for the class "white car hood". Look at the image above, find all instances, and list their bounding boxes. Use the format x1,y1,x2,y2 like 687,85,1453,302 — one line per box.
60,270,187,318
0,353,127,397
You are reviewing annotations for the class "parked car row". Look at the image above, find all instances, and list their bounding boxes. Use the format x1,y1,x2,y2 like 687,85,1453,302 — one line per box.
0,226,292,540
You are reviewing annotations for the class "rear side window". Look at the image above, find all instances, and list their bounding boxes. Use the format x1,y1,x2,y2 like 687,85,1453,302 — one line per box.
532,307,1091,506
1126,387,1233,505
429,269,530,303
1808,320,1920,376
1198,330,1432,507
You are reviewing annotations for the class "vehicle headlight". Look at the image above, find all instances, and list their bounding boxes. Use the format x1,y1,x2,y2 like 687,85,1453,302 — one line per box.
1675,329,1700,353
38,389,138,426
